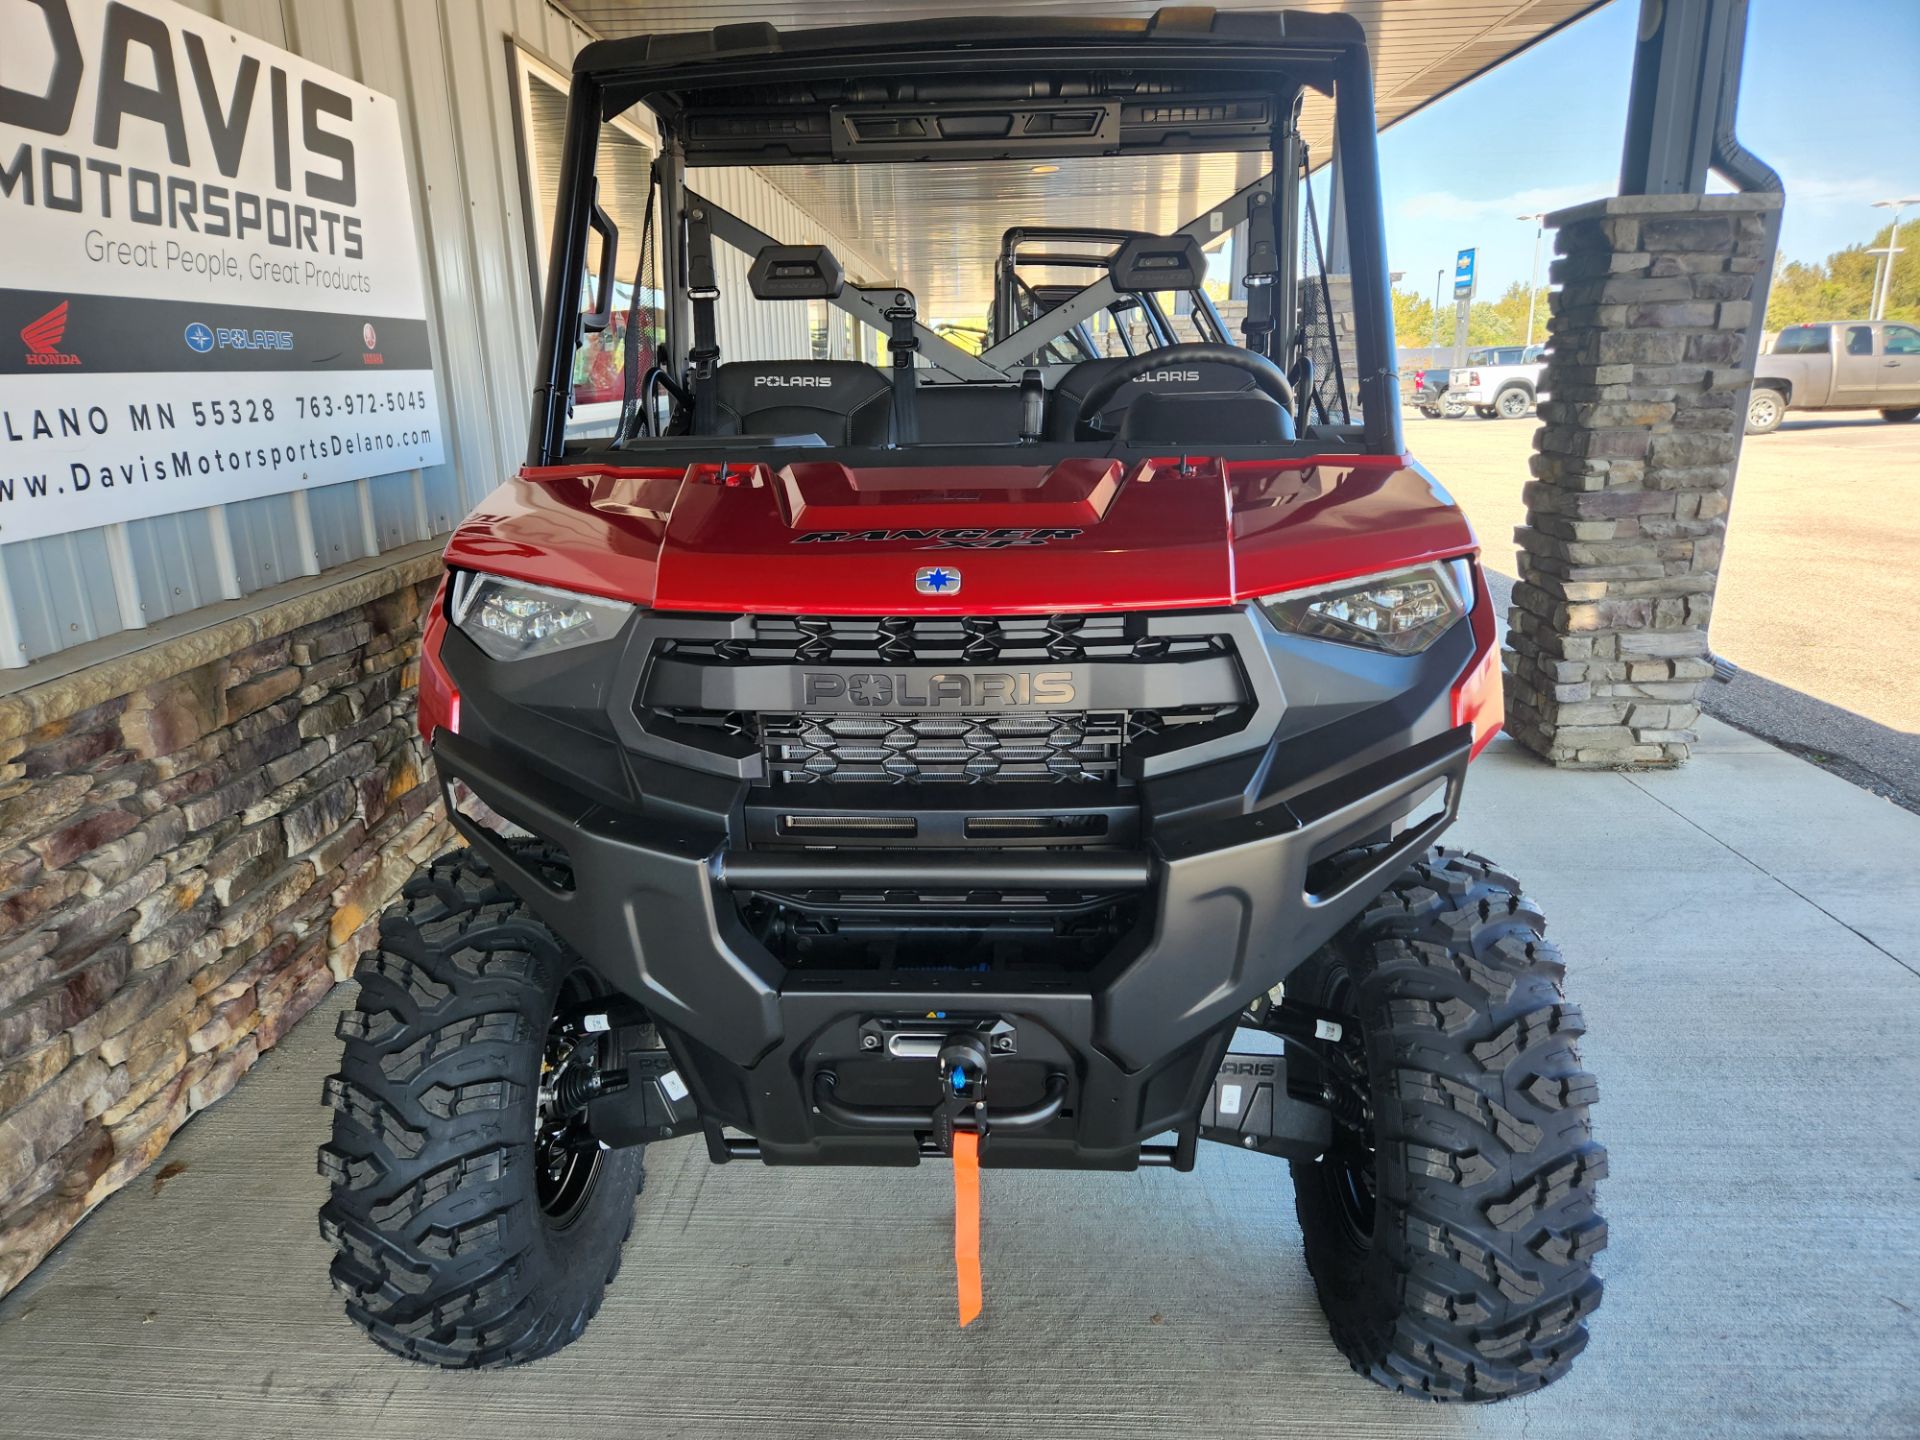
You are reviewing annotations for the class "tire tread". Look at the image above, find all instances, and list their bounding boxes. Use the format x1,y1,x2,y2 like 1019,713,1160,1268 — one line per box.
318,845,644,1369
1291,845,1606,1402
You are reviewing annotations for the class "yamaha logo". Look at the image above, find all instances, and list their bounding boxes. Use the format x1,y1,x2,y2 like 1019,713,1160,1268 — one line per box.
753,375,833,388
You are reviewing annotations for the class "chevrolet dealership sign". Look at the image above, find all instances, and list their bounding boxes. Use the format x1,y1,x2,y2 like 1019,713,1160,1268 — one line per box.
0,0,444,543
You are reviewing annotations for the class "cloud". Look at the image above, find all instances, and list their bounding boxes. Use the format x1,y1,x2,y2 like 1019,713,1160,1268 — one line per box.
1397,181,1612,224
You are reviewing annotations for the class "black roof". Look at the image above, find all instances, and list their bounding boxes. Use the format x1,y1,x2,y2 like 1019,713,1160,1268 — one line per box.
572,8,1364,166
574,8,1361,79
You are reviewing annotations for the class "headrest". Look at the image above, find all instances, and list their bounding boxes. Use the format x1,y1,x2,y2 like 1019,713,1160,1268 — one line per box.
1108,233,1206,293
748,244,845,300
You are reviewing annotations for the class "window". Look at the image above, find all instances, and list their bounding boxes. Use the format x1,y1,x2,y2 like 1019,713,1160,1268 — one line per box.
1885,325,1920,356
1772,325,1830,356
513,49,662,436
1845,325,1875,356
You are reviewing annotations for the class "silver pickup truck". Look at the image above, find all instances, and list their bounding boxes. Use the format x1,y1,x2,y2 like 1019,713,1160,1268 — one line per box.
1748,320,1920,433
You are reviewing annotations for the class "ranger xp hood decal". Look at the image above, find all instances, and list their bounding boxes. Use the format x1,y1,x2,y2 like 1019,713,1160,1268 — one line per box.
792,527,1083,549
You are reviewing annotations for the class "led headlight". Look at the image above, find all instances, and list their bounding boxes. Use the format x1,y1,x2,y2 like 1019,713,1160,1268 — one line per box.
1259,559,1473,656
448,571,635,662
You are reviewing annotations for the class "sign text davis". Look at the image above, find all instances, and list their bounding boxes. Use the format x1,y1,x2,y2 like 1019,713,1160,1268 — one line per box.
0,0,445,544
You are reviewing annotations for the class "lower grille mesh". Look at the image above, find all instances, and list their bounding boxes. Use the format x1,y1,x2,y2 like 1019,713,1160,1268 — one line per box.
760,711,1125,785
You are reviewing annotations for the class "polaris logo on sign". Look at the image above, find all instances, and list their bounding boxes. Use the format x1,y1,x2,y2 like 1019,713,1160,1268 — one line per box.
802,671,1077,709
753,375,832,387
1131,370,1200,383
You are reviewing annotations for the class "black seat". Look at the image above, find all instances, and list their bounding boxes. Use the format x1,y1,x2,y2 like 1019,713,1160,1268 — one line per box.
1045,350,1266,440
915,384,1029,445
703,361,893,445
1118,390,1293,445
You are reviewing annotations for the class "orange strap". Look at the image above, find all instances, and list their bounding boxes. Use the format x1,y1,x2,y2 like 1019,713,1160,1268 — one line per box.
952,1130,983,1326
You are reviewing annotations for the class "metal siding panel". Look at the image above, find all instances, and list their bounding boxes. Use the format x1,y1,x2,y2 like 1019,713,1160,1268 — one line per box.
122,511,221,623
224,493,307,592
368,471,426,550
5,530,122,662
420,464,467,534
441,0,545,485
392,3,511,517
209,0,286,44
349,0,475,525
306,481,372,568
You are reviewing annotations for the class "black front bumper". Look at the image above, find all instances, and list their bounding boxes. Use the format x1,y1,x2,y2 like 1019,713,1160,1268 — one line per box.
433,608,1474,1167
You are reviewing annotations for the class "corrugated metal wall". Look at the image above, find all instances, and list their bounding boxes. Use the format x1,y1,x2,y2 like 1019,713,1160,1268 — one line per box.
0,0,875,670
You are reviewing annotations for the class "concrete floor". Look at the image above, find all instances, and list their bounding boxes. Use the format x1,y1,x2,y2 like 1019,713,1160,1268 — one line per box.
2,717,1917,1439
1417,408,1920,807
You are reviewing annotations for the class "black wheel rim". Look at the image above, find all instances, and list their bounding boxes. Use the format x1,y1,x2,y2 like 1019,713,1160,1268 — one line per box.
535,970,605,1227
1319,970,1378,1248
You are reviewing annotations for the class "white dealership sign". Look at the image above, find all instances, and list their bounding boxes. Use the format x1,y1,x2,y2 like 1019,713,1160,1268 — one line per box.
0,0,444,544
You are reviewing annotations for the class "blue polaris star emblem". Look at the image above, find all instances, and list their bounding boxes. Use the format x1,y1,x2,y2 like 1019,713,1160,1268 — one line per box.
184,322,214,353
915,565,961,596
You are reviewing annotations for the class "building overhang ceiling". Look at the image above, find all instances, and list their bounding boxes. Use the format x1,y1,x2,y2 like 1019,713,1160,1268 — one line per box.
556,2,1613,316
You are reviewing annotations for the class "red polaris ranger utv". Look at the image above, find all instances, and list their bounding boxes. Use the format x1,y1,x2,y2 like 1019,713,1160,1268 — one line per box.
320,10,1604,1400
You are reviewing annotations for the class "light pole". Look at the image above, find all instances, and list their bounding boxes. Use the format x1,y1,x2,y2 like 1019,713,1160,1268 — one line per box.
1518,212,1548,346
1869,197,1918,320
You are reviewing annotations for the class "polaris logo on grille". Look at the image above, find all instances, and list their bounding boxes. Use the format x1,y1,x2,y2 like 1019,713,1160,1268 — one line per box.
802,671,1076,708
753,375,833,387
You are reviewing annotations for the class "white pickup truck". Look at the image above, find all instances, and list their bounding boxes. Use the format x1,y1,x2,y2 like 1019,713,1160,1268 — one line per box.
1747,320,1920,433
1447,344,1546,419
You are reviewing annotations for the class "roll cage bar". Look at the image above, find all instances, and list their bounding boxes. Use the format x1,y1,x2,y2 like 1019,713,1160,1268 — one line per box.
991,227,1232,355
527,8,1402,463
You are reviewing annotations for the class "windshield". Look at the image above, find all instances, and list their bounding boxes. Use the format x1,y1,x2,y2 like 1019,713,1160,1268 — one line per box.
526,21,1401,464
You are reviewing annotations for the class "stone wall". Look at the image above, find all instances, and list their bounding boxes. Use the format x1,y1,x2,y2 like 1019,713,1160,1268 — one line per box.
0,558,455,1296
1504,192,1782,768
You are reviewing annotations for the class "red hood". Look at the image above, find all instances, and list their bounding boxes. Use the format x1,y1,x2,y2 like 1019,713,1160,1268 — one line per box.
442,455,1476,613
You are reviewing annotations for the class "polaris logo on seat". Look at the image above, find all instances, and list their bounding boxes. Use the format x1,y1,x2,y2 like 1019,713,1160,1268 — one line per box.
802,671,1077,708
753,375,833,387
1131,370,1200,383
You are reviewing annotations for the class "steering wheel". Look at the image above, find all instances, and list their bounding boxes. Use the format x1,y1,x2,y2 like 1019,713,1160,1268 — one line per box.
1072,344,1297,438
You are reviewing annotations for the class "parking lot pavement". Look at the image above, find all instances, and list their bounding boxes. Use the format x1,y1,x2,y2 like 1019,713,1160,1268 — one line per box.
2,718,1915,1440
1413,407,1920,806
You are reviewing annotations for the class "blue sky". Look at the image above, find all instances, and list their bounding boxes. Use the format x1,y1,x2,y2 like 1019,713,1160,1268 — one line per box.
1375,0,1920,300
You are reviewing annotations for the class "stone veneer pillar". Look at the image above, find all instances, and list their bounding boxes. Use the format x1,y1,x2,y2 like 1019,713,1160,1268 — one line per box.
0,556,456,1296
1503,192,1782,768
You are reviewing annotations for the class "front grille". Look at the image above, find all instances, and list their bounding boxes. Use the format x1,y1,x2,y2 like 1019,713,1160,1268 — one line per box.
640,611,1253,785
663,704,1239,785
765,710,1123,785
662,613,1231,666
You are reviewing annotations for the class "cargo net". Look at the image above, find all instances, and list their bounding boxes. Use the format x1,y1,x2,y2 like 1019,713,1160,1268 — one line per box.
1293,150,1354,428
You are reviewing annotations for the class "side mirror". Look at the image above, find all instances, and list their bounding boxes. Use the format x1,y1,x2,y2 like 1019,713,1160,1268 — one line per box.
582,195,619,335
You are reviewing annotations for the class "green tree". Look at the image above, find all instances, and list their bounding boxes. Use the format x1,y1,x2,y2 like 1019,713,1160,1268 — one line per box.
1393,279,1543,350
1765,218,1918,329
